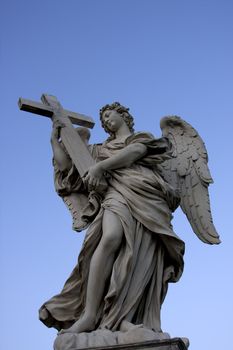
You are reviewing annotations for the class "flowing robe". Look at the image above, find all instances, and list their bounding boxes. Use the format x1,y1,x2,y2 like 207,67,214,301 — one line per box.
39,132,185,333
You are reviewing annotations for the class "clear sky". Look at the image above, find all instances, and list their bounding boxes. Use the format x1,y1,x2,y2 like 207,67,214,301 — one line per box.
1,1,233,349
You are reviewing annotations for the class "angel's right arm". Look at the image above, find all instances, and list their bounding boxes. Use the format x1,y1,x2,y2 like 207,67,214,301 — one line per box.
50,125,72,172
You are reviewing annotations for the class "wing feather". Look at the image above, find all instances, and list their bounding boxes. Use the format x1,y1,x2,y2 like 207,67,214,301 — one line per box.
160,116,220,245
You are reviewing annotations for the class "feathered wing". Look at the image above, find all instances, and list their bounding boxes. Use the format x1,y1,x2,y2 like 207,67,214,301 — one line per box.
159,116,220,245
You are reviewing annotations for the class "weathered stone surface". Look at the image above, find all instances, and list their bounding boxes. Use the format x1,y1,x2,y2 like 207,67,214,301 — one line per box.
54,328,188,350
54,337,188,350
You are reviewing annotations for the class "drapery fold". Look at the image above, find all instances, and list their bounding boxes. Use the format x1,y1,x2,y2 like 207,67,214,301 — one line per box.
39,132,184,332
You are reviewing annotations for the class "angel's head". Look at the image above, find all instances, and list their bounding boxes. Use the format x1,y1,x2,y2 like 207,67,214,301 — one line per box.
100,102,135,140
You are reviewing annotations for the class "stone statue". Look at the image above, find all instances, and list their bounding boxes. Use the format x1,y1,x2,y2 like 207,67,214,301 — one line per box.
19,96,220,349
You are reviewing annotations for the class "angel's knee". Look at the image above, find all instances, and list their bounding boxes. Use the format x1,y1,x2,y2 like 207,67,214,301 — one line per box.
101,210,123,252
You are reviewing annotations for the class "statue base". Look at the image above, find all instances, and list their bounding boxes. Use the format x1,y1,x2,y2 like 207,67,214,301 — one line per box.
54,328,189,350
70,339,188,350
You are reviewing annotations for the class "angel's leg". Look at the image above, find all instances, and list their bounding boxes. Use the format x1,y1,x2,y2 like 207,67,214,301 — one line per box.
60,209,123,334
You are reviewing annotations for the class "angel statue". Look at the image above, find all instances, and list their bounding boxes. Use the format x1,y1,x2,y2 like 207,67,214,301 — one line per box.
38,101,220,349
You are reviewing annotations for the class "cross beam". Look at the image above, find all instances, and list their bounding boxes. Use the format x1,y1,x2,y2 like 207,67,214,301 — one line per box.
18,94,96,177
18,97,95,128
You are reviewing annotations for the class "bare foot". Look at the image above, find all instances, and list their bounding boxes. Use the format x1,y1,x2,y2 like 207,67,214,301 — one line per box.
59,314,95,334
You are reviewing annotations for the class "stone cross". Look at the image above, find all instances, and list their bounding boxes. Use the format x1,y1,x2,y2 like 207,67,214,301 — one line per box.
18,94,95,177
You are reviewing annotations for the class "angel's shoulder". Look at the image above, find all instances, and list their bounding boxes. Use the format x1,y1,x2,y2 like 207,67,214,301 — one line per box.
125,131,155,144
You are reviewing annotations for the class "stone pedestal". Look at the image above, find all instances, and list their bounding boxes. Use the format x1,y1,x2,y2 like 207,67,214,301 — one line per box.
54,331,189,350
71,338,188,350
54,325,189,350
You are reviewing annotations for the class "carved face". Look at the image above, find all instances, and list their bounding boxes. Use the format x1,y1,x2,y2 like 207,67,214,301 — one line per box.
102,109,125,132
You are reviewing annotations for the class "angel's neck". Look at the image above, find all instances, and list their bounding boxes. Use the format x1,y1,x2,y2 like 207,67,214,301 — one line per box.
114,125,132,141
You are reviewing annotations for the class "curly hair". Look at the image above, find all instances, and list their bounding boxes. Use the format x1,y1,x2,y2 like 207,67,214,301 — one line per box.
99,102,135,140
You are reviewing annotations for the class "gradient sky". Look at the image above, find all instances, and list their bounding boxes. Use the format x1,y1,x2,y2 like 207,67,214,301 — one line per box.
1,1,233,350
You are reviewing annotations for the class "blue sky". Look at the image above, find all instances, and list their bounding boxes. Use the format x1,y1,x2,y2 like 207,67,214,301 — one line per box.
1,1,233,349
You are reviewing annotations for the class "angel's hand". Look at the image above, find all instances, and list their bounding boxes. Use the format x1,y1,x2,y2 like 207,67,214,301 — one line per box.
83,163,105,191
51,120,65,141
